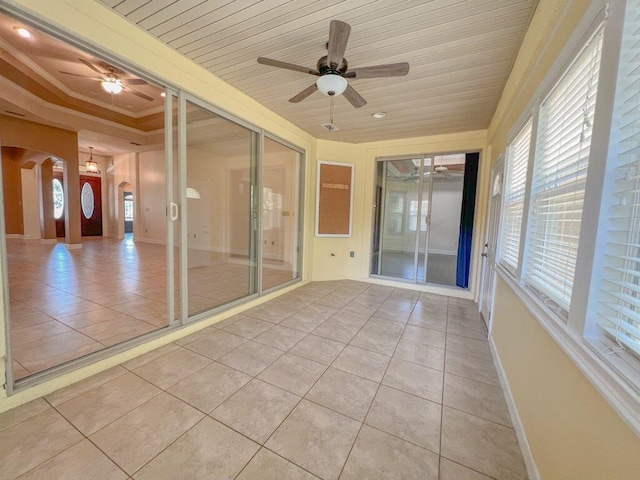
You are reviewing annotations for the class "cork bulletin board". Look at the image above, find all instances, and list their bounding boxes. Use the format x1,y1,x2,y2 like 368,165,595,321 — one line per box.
315,161,354,237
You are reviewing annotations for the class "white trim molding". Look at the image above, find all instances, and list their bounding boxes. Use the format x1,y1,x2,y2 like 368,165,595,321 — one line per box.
489,335,541,480
497,266,640,438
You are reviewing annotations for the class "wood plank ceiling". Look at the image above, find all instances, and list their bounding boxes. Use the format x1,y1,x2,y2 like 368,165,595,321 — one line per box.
101,0,538,143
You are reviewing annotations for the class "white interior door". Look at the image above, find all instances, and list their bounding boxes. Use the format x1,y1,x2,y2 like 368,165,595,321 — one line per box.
480,158,504,327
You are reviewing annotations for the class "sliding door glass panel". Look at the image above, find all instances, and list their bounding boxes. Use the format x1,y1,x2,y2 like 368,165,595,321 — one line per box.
416,157,433,282
262,137,301,290
425,154,465,286
185,101,258,316
378,158,422,280
169,93,181,322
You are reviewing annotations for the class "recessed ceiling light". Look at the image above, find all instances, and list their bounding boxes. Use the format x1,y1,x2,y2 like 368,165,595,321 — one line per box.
160,92,166,97
15,27,31,38
372,112,386,119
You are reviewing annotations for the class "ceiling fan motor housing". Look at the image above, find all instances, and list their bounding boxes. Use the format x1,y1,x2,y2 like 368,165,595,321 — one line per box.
317,55,348,76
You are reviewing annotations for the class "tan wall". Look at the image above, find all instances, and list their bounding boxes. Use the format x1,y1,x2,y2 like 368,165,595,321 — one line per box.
492,278,640,479
1,147,25,235
0,115,81,243
486,0,640,477
312,131,488,300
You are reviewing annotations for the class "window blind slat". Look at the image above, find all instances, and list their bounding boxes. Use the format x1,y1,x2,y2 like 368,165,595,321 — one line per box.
524,28,604,321
499,120,533,272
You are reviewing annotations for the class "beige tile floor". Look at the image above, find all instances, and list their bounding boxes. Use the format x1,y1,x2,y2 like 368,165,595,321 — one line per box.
0,280,528,479
6,237,294,380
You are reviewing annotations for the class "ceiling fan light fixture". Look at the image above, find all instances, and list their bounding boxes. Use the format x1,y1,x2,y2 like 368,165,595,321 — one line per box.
15,27,31,38
101,79,123,95
316,74,347,96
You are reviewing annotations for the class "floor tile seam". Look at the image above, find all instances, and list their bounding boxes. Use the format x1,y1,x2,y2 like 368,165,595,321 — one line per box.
8,358,33,376
387,352,445,373
250,328,311,353
279,347,344,369
258,378,328,453
140,354,214,391
439,301,450,477
378,379,443,405
11,318,100,351
444,350,500,376
42,397,131,478
300,394,369,425
51,381,165,438
335,298,412,479
124,415,216,477
397,336,446,353
206,406,280,448
233,446,322,480
217,339,287,377
362,421,442,457
10,433,88,479
439,453,502,480
255,361,330,398
439,402,515,430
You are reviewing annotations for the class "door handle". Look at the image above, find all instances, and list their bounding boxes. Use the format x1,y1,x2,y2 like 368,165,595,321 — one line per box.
170,202,179,221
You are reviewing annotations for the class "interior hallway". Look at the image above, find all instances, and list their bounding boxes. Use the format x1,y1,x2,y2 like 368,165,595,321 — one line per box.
0,280,526,479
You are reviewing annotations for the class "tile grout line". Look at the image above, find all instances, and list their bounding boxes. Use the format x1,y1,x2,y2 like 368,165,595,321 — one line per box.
335,285,417,480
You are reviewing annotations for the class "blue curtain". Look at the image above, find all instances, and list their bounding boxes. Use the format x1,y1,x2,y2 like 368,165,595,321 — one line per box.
456,152,479,288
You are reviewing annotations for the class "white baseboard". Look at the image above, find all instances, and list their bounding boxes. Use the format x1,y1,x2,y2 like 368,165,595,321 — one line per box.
5,234,22,239
23,234,40,240
40,238,57,244
489,336,541,480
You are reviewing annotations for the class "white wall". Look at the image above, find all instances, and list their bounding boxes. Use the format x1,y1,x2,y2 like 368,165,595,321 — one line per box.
429,178,463,255
137,150,167,244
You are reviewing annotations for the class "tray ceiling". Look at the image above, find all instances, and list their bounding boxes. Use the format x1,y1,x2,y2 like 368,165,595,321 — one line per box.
101,0,537,143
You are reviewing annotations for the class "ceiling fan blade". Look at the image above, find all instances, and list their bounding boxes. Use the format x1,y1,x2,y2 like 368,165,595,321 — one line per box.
125,87,154,101
257,57,320,76
121,78,148,86
343,84,366,108
345,62,410,79
327,20,351,68
79,58,103,74
59,71,101,80
289,83,318,103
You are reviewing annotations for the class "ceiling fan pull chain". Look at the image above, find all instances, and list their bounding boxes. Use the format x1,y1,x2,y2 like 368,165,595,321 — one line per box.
330,95,334,125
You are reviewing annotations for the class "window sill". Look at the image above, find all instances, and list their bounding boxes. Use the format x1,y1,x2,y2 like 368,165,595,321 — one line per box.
495,265,640,438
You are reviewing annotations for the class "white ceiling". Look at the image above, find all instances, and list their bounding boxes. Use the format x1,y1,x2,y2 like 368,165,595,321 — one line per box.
100,0,538,143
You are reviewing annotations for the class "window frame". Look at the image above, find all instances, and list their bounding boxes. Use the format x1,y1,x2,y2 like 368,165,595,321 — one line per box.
494,0,640,436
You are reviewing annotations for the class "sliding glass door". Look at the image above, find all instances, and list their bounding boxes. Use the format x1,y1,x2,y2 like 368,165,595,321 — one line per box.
183,98,259,317
371,153,473,288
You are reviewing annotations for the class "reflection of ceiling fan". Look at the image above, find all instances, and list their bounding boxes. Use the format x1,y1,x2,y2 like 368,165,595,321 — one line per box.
257,20,409,108
59,58,153,101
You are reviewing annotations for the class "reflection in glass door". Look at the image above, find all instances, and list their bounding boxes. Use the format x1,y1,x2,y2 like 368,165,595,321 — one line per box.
184,98,259,317
371,153,472,287
262,137,302,291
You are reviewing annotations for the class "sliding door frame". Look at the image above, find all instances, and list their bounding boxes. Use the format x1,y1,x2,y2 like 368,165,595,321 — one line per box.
0,3,306,393
371,151,477,289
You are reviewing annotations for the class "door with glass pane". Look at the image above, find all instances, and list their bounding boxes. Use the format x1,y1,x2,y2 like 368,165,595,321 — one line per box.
183,98,259,317
372,154,470,287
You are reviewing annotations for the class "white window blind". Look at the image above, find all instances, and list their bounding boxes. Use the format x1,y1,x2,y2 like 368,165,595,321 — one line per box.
524,28,604,318
593,2,640,361
500,120,532,273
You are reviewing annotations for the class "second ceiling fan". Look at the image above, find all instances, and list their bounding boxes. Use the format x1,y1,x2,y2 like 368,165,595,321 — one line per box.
257,20,409,108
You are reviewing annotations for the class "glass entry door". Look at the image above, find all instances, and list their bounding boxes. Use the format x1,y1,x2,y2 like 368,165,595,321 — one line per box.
372,154,468,287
